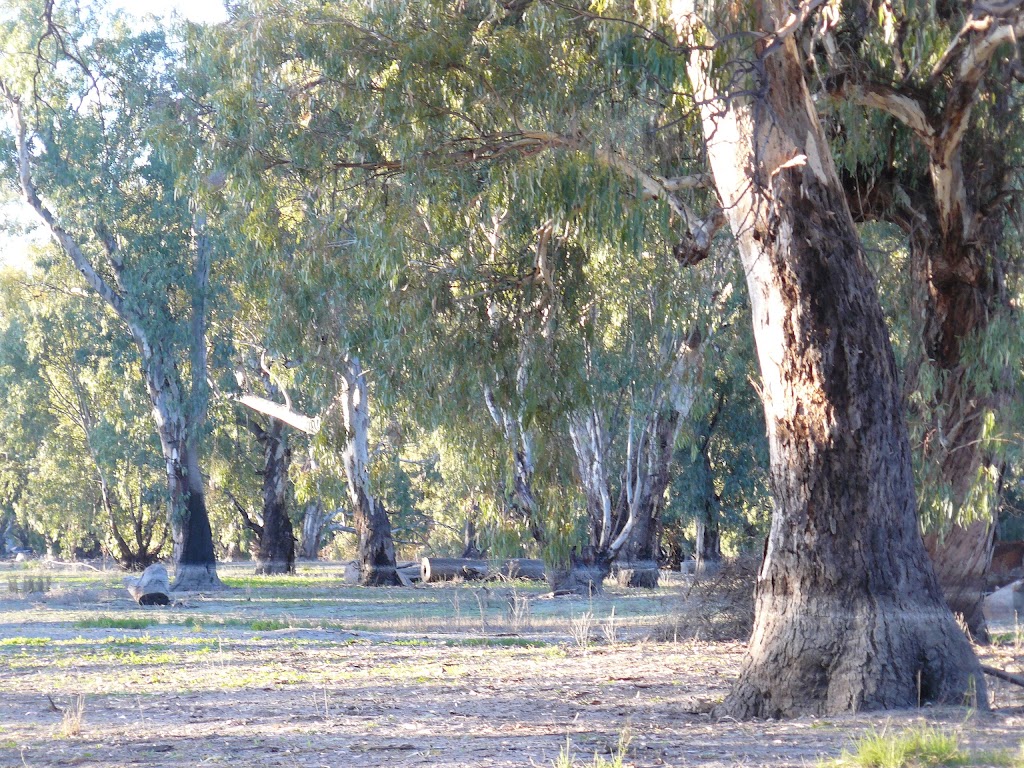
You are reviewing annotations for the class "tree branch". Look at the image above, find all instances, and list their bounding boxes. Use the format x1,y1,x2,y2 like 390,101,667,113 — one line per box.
833,83,936,150
2,89,153,356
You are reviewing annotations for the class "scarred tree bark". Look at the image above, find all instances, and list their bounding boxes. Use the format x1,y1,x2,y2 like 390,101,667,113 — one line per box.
676,0,985,717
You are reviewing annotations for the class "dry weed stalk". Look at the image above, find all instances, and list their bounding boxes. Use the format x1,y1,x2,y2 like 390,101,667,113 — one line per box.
60,695,85,738
506,588,531,631
570,611,595,650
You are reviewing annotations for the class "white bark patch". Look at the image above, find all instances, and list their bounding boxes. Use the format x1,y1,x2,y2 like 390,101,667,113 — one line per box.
804,132,830,183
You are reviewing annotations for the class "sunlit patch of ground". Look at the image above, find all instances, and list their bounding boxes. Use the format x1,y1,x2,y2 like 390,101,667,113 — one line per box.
0,561,1021,767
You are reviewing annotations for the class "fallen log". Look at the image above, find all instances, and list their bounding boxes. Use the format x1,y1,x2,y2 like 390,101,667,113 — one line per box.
494,558,546,581
420,557,489,583
396,563,422,587
982,664,1024,688
124,564,170,606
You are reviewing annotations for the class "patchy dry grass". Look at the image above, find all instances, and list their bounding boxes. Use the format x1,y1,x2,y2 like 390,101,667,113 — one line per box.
1,561,1022,767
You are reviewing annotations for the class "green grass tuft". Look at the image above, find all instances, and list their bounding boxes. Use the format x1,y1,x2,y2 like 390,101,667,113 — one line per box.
248,619,290,632
823,724,1022,768
0,636,50,646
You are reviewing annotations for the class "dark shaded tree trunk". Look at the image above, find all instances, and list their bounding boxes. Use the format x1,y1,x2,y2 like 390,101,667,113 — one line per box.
694,399,724,573
254,419,295,575
836,38,1020,642
170,442,221,591
848,187,1006,639
681,4,984,717
923,520,996,639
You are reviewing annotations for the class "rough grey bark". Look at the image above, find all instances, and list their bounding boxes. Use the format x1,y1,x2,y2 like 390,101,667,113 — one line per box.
678,1,985,717
339,356,399,586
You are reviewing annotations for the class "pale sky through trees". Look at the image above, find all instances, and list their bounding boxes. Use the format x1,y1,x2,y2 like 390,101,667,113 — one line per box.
0,0,228,271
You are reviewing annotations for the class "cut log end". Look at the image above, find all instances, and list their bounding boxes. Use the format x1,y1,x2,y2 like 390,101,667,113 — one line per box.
137,592,170,606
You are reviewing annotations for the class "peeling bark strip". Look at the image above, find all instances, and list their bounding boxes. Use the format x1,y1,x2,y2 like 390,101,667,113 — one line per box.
675,0,985,718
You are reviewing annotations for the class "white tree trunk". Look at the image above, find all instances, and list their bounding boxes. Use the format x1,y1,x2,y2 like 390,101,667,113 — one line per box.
339,356,398,585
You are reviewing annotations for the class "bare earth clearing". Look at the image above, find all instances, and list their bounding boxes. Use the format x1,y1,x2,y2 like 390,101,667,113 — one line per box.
0,562,1021,768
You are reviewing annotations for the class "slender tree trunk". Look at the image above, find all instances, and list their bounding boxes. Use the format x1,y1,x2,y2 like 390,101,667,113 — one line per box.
677,3,984,717
254,419,295,575
299,501,333,560
339,356,399,586
693,397,724,572
485,385,544,544
695,449,722,572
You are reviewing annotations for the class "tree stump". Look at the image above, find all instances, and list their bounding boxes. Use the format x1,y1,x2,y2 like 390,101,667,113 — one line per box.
615,561,660,588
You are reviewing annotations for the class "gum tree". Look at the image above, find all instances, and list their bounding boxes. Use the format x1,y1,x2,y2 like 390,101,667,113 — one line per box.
0,2,221,588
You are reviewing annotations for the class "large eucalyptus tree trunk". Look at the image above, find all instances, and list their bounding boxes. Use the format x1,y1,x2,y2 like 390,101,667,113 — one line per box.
339,356,399,586
677,2,984,717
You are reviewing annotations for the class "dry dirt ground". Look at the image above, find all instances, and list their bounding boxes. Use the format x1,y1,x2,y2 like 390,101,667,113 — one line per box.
0,562,1021,768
